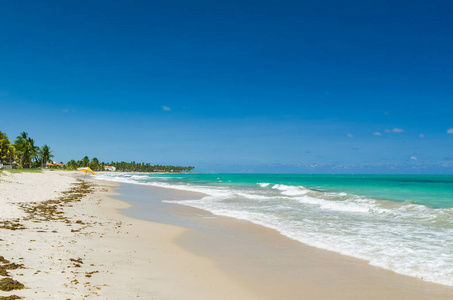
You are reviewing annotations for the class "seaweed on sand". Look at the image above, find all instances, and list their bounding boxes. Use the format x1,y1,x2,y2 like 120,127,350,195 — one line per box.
0,257,25,277
19,179,94,223
0,278,25,291
0,220,26,231
0,295,23,300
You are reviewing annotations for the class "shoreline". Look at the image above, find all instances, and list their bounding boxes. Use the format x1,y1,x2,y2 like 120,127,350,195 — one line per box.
1,171,452,299
110,180,453,299
109,179,453,299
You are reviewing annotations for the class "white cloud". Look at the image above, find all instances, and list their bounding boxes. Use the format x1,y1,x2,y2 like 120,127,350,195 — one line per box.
418,133,425,138
373,132,382,136
346,133,354,138
447,128,453,134
384,128,405,133
410,156,417,160
162,106,171,111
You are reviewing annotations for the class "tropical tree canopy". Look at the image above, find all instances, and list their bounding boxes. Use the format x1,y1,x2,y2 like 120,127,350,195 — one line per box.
0,131,13,163
64,156,194,172
14,132,39,168
39,144,54,166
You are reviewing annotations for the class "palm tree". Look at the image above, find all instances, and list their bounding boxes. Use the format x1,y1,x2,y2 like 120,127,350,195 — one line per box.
14,132,39,168
81,156,90,167
6,144,16,165
65,160,78,170
0,131,12,164
89,157,100,170
29,138,40,167
39,145,54,168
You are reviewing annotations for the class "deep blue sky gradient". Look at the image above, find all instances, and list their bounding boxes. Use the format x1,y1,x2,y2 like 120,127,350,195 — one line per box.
1,0,452,173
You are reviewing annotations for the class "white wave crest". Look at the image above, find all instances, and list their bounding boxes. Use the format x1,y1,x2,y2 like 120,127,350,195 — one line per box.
272,184,309,196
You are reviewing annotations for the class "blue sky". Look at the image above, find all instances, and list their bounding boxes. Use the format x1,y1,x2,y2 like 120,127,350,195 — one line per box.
1,0,452,173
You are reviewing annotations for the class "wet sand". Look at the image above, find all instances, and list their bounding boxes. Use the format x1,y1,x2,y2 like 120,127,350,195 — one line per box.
115,182,453,300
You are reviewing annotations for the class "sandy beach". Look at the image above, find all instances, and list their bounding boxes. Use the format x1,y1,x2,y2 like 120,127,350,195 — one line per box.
1,171,452,299
0,171,260,299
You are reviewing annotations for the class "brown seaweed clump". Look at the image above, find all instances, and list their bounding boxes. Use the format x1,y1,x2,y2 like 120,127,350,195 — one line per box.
0,256,25,277
0,295,23,300
0,220,26,231
69,258,83,268
0,263,25,277
0,278,25,291
85,270,99,278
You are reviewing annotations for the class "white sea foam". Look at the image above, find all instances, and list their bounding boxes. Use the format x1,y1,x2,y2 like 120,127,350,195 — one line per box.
95,173,453,287
258,182,270,187
294,195,371,213
272,184,309,196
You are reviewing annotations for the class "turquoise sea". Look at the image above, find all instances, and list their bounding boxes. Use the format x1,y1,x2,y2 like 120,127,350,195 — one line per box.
97,173,453,287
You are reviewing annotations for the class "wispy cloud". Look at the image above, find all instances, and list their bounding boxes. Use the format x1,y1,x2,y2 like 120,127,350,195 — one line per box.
61,108,69,113
346,133,354,138
447,128,453,134
162,106,171,111
373,132,382,136
410,156,417,160
384,128,405,133
419,133,425,138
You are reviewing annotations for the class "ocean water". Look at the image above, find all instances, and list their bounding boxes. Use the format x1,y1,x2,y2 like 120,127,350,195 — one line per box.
96,173,453,287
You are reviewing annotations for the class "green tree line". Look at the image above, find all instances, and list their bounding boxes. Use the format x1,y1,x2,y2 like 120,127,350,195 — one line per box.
66,156,195,172
1,131,195,172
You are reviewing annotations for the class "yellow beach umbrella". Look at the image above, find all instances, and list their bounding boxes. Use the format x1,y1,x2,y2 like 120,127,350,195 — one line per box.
79,167,96,178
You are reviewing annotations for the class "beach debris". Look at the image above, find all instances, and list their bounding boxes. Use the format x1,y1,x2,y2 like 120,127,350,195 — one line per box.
18,179,93,224
85,270,98,278
0,295,23,300
69,257,83,268
0,263,25,276
0,220,26,231
0,256,25,277
0,278,25,291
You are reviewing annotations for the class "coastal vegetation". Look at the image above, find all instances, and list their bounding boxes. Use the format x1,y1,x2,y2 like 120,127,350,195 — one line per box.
65,156,194,172
0,131,194,172
0,131,52,169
